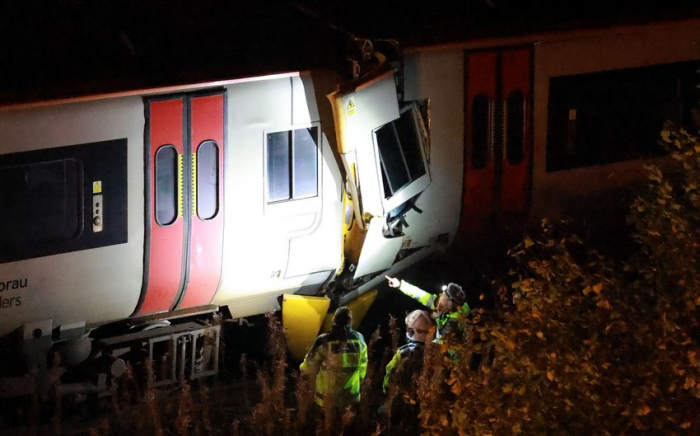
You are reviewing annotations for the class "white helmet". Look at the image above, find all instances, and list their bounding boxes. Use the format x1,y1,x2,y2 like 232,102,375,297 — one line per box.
405,310,433,343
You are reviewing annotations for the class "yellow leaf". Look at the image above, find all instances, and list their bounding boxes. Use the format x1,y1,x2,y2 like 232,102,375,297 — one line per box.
582,285,591,296
695,296,700,306
479,294,485,301
524,237,534,248
592,283,603,294
685,377,696,389
547,371,554,381
503,384,513,393
681,422,691,429
637,405,650,416
536,331,544,339
597,300,612,310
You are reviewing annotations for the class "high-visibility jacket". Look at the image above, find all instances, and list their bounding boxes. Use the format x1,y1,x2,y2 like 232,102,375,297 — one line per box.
397,280,470,343
383,340,425,394
300,325,368,407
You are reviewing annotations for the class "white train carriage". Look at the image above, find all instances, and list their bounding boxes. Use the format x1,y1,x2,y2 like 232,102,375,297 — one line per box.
402,18,700,246
0,64,460,397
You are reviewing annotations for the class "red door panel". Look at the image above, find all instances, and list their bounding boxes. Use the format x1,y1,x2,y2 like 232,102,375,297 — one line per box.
139,97,185,314
499,47,532,219
458,47,533,248
179,94,225,309
457,51,497,245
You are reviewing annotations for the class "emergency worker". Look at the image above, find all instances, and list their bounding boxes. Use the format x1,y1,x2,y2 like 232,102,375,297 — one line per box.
383,309,433,394
300,306,368,409
385,276,469,343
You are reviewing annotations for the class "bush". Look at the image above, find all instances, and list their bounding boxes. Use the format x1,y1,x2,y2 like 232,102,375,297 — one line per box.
428,124,700,436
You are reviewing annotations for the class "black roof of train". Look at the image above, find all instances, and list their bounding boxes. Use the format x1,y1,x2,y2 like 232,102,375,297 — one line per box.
0,0,698,105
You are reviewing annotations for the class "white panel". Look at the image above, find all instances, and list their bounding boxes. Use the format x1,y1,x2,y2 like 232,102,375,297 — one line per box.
285,201,343,278
354,217,403,278
0,97,145,337
292,74,320,124
399,49,464,248
342,72,400,217
215,75,343,307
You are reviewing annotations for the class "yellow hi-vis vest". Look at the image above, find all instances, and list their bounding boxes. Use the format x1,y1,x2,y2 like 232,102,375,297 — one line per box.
398,280,470,342
300,325,368,407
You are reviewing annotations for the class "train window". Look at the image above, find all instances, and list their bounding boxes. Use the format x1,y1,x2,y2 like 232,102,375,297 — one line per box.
505,92,525,164
196,141,219,220
0,158,81,246
375,102,431,214
155,145,178,225
267,126,319,203
547,60,700,172
293,128,319,198
471,94,490,169
376,104,428,198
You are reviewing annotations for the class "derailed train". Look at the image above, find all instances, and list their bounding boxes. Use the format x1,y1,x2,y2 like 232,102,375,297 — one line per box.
0,62,450,399
2,15,700,400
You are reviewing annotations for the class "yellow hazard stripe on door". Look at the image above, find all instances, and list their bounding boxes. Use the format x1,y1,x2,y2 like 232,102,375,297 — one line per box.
178,154,184,218
191,153,197,216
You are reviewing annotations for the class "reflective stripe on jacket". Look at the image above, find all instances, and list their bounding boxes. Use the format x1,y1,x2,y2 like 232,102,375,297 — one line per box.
383,340,425,394
300,325,368,407
398,280,470,342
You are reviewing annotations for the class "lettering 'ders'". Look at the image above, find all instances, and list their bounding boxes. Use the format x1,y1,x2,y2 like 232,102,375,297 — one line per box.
0,278,27,309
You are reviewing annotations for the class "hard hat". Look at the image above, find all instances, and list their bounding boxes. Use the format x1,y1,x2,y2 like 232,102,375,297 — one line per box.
442,282,466,306
405,309,432,343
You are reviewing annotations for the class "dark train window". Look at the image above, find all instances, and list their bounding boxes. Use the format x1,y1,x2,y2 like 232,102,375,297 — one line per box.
155,145,178,225
293,128,319,198
376,105,427,198
471,94,490,169
547,60,700,172
0,159,81,245
506,92,525,164
267,126,319,203
197,141,219,220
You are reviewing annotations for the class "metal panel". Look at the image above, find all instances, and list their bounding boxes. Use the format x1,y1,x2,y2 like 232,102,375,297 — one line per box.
457,50,498,245
139,97,186,314
353,217,403,278
499,47,533,221
179,93,225,309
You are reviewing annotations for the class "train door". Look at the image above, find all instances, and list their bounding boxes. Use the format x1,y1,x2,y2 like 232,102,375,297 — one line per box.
457,46,532,245
137,91,225,315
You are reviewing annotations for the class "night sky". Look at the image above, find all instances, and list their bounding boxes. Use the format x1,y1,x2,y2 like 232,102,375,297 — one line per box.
0,0,698,104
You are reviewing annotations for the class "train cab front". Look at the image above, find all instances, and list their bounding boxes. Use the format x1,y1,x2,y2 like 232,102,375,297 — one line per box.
327,65,436,298
283,61,442,361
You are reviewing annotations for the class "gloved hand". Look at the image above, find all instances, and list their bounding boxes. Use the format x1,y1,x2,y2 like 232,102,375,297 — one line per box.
385,275,400,288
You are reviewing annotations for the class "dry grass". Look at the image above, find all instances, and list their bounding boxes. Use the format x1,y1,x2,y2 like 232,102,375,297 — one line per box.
2,312,450,436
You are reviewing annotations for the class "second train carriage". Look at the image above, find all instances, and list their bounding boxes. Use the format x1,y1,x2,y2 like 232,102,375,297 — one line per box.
403,17,700,247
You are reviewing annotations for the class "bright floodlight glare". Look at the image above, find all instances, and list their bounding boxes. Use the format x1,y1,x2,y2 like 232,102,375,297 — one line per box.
442,285,447,291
